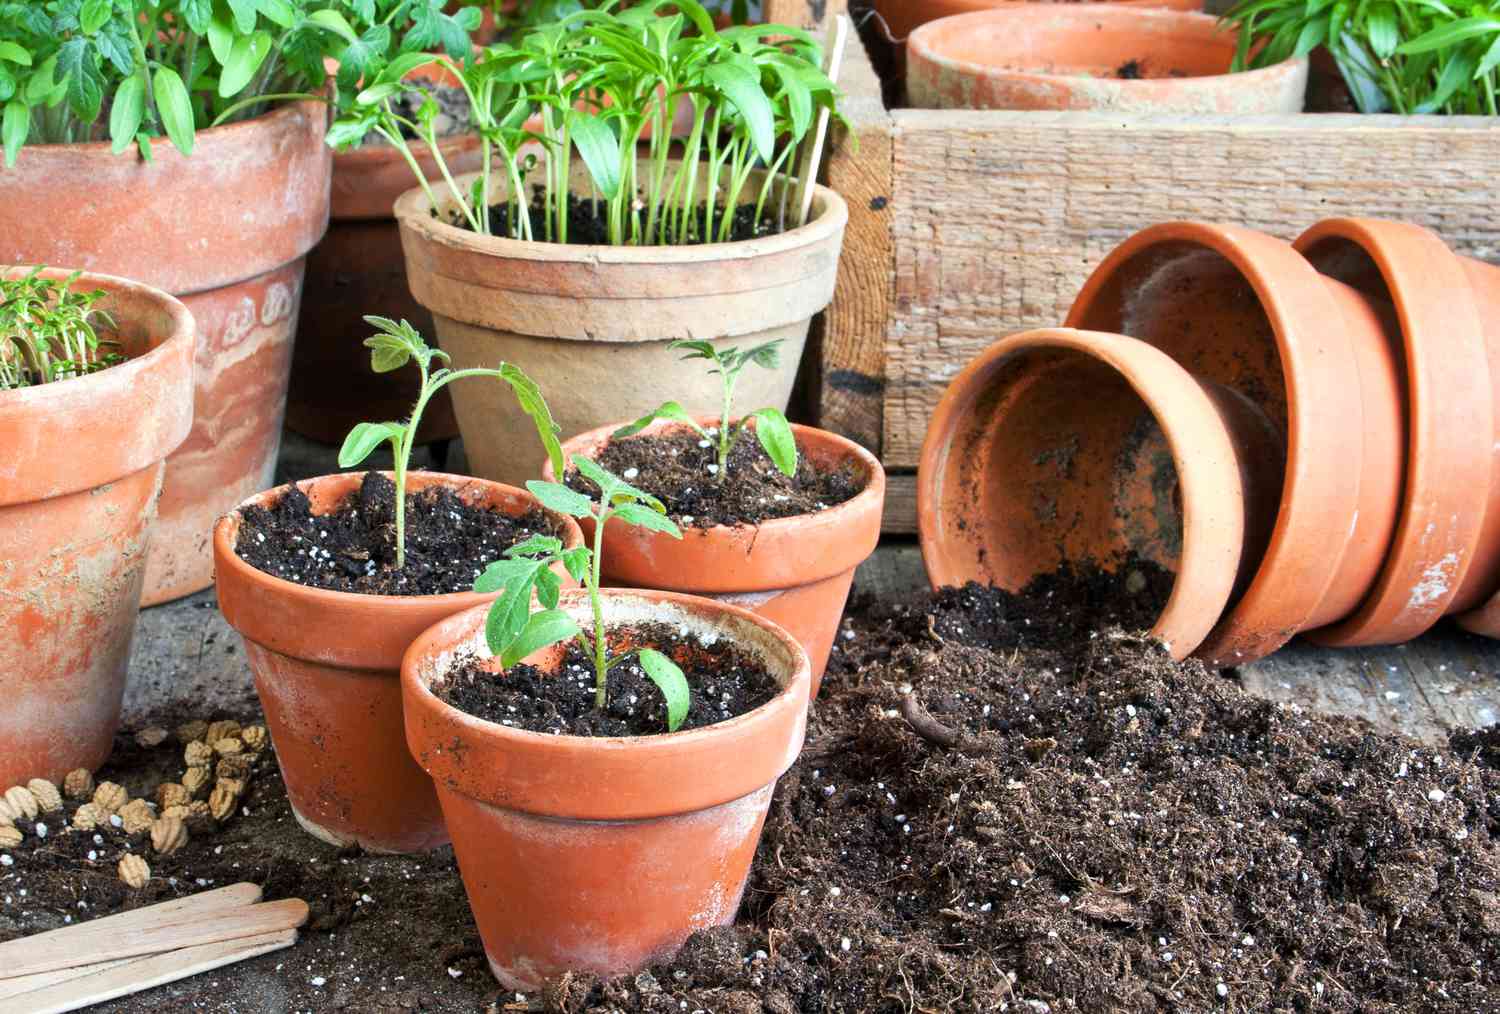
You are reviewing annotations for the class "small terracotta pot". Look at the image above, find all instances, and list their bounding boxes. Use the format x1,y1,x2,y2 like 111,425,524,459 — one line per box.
1293,219,1495,645
917,327,1281,659
873,0,1203,42
1066,222,1404,664
393,161,848,487
1,101,332,604
214,472,584,853
402,588,811,989
0,268,194,786
543,420,885,695
906,7,1307,114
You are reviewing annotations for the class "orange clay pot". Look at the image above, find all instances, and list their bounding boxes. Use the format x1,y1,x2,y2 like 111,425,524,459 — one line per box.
873,0,1203,42
0,269,194,787
543,420,885,696
1066,222,1404,665
393,162,847,488
906,7,1307,114
214,472,584,853
1293,219,1494,645
401,587,811,989
0,100,332,604
917,328,1282,659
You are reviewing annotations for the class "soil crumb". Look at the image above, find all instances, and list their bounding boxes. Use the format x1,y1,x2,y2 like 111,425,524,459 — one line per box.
1116,58,1144,79
567,424,866,528
477,191,782,245
235,471,558,596
432,621,782,736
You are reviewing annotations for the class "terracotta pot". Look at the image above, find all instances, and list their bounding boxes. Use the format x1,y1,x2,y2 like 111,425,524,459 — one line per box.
393,161,848,487
906,7,1307,114
1453,256,1500,637
0,100,332,604
213,472,584,853
1292,219,1494,645
0,268,194,786
543,419,885,695
873,0,1203,42
402,588,811,989
1066,222,1404,664
917,327,1280,659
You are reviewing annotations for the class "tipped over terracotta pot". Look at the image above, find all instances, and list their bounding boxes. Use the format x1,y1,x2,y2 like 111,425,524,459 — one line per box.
873,0,1204,43
917,327,1282,659
214,473,583,853
906,7,1307,114
0,268,194,786
402,588,811,989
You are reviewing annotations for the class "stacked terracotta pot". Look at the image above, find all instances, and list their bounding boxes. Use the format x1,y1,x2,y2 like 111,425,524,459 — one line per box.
919,218,1500,664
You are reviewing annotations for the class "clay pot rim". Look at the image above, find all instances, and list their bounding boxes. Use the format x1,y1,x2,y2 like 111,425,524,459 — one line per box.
916,326,1245,659
392,166,849,267
212,470,586,612
9,97,320,159
908,7,1306,86
333,128,482,169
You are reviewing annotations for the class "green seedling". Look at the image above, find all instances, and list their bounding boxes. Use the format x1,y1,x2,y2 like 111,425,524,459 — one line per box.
0,268,118,390
477,456,691,731
337,315,564,570
614,338,796,484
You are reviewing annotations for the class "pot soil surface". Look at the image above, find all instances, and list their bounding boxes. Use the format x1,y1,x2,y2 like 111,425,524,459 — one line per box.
565,426,865,527
233,471,557,595
482,192,782,245
2,567,1497,1011
433,623,781,736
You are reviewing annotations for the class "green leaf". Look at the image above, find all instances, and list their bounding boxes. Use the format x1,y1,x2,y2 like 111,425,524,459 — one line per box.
79,0,112,34
507,534,566,560
57,37,103,123
525,480,595,519
745,339,783,371
500,609,582,669
560,546,591,582
568,109,622,199
706,60,775,163
219,31,273,98
364,334,411,373
1397,17,1500,54
152,66,195,156
475,557,538,594
535,566,562,609
669,339,719,362
307,8,359,43
206,15,236,65
637,648,690,732
226,0,259,35
612,401,708,440
2,99,26,167
612,502,684,538
485,567,545,654
750,408,798,477
180,0,214,35
255,0,296,29
1366,6,1399,59
109,76,145,155
337,421,406,468
0,43,31,68
499,363,566,480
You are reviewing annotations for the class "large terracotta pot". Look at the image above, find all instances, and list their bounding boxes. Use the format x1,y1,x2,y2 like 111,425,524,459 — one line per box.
402,588,811,989
393,161,848,487
214,472,584,853
906,7,1307,114
873,0,1203,42
0,268,194,786
1066,222,1404,664
1,100,333,604
1293,219,1495,645
917,327,1282,660
543,419,885,695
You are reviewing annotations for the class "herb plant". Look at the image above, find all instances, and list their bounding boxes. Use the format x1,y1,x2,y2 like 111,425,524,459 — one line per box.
0,268,119,390
477,458,691,731
328,0,841,245
1223,0,1500,114
337,315,563,570
614,338,797,484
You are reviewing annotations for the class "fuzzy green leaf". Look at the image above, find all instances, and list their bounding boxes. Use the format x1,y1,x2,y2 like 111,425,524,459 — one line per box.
750,408,798,478
526,480,595,519
474,557,539,595
638,648,690,732
337,421,405,469
612,502,684,538
499,363,566,481
613,401,708,440
500,608,581,669
109,75,145,155
152,66,195,155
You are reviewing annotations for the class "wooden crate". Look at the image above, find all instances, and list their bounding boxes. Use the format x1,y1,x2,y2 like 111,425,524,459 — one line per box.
815,24,1500,534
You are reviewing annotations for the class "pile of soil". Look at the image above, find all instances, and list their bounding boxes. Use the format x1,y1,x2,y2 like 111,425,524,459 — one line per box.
566,426,865,527
481,191,781,245
234,471,558,596
433,622,782,736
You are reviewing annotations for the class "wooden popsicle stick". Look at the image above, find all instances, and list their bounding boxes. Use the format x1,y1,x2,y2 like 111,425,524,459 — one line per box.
792,14,851,228
10,928,297,1014
0,882,263,983
0,957,138,1002
0,898,308,979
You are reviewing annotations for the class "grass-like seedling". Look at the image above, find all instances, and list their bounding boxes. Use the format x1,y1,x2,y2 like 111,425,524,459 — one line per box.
478,458,691,731
613,338,796,485
0,269,119,390
337,315,563,570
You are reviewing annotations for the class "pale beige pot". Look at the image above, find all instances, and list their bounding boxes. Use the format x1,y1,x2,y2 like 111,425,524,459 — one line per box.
393,162,848,487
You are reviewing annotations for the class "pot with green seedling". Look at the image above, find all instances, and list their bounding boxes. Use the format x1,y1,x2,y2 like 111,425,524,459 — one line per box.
0,266,194,786
543,336,885,697
327,0,849,487
213,316,583,853
400,446,813,988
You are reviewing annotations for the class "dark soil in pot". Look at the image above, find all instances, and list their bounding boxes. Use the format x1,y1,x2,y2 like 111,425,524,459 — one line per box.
233,471,558,595
477,192,785,245
565,426,866,527
432,622,781,736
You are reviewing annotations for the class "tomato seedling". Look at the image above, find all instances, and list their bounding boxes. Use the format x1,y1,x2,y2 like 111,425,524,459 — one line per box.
0,268,119,390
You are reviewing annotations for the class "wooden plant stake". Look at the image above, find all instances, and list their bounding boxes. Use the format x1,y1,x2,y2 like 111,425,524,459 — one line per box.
793,14,851,228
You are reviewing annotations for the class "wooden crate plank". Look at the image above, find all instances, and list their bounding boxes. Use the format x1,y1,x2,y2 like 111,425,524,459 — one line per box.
763,0,846,29
883,109,1500,467
883,470,917,534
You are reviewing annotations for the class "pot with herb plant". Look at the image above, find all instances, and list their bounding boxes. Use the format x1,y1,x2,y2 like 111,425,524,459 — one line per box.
0,267,193,787
543,337,884,695
329,0,848,487
213,316,583,853
402,445,812,988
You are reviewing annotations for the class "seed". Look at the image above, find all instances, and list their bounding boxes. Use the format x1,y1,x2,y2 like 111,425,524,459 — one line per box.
92,782,128,814
156,783,190,810
184,741,214,767
241,725,269,753
0,826,20,848
216,755,251,781
150,816,188,856
212,737,243,758
63,768,94,801
118,853,150,889
71,803,106,831
118,799,155,836
208,785,238,823
205,720,241,744
3,786,38,822
182,766,212,800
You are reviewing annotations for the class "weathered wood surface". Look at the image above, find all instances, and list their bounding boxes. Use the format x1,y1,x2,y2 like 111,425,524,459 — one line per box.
763,0,845,29
854,544,1500,745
